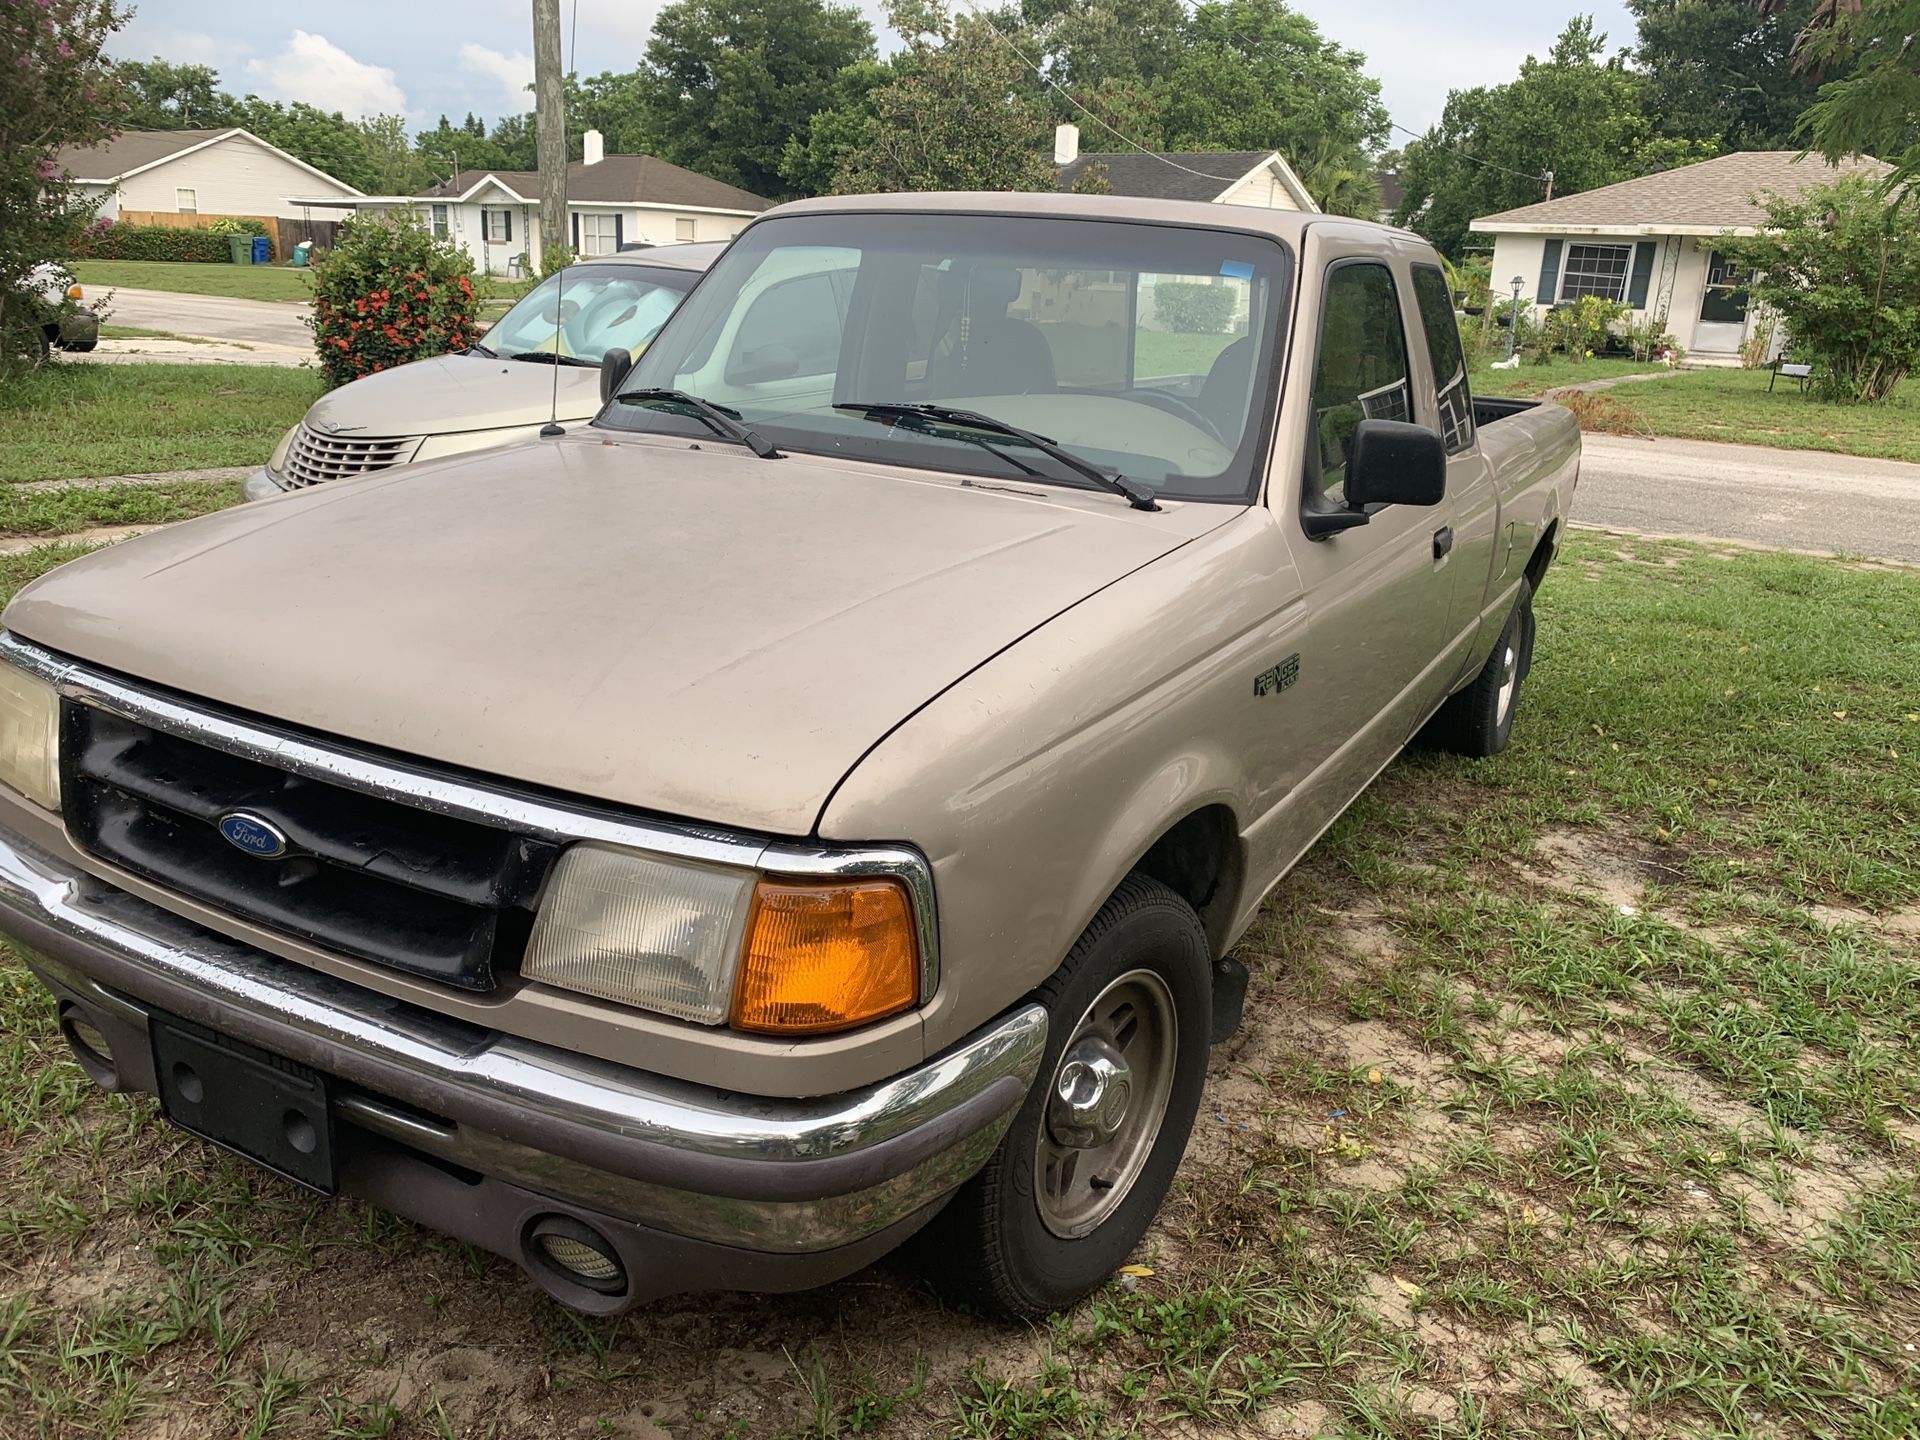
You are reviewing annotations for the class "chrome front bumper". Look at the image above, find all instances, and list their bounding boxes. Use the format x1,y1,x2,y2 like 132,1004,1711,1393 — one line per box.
0,823,1045,1267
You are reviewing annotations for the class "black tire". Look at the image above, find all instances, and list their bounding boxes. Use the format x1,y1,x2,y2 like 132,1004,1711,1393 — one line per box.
62,340,96,353
1418,577,1536,758
923,874,1211,1318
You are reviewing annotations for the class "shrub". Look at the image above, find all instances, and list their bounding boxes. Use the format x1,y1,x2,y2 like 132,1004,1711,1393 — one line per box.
75,221,232,264
308,213,481,388
1152,281,1236,334
1544,295,1628,358
206,217,268,238
1720,176,1920,402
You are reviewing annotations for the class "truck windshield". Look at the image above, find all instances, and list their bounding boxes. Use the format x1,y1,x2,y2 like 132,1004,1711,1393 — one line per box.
602,212,1290,502
485,263,696,365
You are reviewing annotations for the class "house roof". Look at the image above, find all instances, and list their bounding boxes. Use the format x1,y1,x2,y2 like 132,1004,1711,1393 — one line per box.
1376,166,1404,215
56,127,363,196
1472,150,1892,234
57,128,235,181
1055,151,1289,205
419,154,771,214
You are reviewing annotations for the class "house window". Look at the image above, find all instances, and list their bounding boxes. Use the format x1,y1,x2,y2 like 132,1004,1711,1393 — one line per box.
484,208,512,244
1558,243,1632,303
675,217,696,242
431,204,450,239
175,188,197,215
578,213,621,256
1699,250,1752,325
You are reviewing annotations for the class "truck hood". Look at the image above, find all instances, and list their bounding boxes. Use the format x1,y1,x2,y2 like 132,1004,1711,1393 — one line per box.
5,434,1212,835
306,351,603,435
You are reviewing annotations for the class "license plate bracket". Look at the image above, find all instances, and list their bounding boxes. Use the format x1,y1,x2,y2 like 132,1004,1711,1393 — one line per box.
151,1014,336,1194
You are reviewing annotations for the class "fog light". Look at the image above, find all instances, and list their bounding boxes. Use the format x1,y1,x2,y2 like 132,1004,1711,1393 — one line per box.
58,1003,117,1089
527,1216,626,1294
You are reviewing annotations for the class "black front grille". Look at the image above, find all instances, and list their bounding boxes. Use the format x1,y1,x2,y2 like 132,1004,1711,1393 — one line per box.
60,702,559,990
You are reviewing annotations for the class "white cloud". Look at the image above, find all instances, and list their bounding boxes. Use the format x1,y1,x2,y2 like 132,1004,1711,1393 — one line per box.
243,30,406,119
458,43,534,114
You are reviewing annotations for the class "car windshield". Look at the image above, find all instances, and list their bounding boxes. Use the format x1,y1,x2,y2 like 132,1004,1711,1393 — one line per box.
600,212,1290,502
485,262,697,364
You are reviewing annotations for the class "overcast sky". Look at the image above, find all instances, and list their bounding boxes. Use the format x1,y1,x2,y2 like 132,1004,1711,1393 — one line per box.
111,0,1639,142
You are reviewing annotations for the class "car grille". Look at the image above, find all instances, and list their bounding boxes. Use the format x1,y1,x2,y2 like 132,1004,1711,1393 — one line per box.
59,701,559,990
280,426,424,488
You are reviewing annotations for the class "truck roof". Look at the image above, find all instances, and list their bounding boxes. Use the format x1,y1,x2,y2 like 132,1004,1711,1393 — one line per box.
765,190,1356,244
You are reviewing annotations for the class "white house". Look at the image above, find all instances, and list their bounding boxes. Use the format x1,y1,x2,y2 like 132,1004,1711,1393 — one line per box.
1051,125,1319,212
1470,150,1890,364
307,130,771,277
55,127,363,221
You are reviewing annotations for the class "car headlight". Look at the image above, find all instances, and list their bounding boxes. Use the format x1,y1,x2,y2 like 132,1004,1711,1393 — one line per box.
267,424,298,477
523,843,920,1034
0,664,60,811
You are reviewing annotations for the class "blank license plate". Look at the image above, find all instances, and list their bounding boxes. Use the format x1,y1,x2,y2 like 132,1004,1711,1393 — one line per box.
150,1014,336,1194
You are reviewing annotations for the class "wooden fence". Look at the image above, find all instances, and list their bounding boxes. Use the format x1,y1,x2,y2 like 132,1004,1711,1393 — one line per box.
119,210,343,261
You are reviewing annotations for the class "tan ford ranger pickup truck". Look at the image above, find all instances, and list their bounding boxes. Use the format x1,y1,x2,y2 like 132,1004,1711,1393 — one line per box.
0,192,1577,1317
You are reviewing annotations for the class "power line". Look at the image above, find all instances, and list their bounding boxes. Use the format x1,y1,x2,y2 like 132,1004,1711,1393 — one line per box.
956,0,1247,183
1389,121,1551,185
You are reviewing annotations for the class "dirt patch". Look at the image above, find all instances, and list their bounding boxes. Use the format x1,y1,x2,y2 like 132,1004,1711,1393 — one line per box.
1530,826,1689,911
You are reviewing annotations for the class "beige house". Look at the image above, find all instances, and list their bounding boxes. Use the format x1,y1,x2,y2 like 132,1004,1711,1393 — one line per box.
305,130,770,277
1471,150,1890,364
1052,125,1319,212
56,127,363,222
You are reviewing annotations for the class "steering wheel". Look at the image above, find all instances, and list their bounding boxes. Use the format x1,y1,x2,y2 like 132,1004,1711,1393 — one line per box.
1128,389,1227,445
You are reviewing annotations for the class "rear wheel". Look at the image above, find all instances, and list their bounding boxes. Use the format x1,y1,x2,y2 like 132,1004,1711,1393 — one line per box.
1419,577,1536,757
924,874,1211,1318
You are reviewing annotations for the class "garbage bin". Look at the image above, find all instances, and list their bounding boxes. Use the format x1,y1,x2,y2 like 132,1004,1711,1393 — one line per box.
251,236,271,264
227,235,253,265
291,241,312,268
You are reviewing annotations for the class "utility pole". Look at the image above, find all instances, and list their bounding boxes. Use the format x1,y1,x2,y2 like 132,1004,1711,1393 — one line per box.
532,0,567,268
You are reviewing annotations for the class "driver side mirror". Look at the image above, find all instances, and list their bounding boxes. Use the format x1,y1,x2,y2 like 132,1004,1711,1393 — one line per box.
1345,419,1447,508
599,346,632,404
726,343,800,386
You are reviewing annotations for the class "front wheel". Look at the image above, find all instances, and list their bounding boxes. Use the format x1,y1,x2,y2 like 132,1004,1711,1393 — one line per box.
924,874,1211,1317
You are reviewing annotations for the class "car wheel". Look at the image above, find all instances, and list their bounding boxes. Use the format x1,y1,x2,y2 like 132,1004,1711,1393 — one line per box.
62,340,96,353
1418,576,1536,758
924,873,1211,1318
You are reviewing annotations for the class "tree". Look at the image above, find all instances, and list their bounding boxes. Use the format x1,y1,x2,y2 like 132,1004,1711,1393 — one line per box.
358,114,425,195
567,70,657,158
638,0,875,200
3,0,127,370
1293,134,1381,219
1629,0,1827,150
1719,176,1920,400
230,97,382,193
1017,0,1187,94
1772,0,1920,195
827,6,1058,194
115,57,232,128
1396,19,1713,256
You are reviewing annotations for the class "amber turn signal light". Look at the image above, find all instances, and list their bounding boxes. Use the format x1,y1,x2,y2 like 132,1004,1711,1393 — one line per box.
730,878,919,1035
66,284,84,300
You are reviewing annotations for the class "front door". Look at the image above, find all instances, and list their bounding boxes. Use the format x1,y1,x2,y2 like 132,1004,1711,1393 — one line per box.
1253,241,1455,874
1692,250,1752,357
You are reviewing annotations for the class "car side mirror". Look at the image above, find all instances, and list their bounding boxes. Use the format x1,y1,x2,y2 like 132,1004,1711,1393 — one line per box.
1345,419,1447,508
599,346,632,404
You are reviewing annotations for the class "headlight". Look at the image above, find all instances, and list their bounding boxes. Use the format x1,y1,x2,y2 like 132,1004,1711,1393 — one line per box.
0,664,60,811
267,424,298,477
523,843,921,1033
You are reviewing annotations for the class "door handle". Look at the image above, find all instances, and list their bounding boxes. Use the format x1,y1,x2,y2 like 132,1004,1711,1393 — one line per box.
1433,526,1455,560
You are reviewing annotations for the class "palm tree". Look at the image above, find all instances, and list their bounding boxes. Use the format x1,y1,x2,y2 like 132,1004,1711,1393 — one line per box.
1293,136,1383,220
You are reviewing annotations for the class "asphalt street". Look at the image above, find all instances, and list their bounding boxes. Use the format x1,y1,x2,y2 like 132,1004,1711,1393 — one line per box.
1573,432,1920,567
102,288,312,349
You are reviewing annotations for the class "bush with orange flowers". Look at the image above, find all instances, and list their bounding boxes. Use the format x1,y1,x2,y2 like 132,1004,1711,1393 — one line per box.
307,213,481,389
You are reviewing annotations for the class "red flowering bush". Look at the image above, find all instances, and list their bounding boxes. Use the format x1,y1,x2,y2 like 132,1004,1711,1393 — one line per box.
307,212,481,389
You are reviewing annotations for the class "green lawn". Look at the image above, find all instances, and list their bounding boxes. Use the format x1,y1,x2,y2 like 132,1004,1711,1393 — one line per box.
1470,353,1670,398
0,363,322,483
2,532,1917,1437
71,260,317,303
1601,366,1920,463
0,480,242,535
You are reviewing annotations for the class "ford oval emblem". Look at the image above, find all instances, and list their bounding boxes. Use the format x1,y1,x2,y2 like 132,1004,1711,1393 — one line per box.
218,812,288,858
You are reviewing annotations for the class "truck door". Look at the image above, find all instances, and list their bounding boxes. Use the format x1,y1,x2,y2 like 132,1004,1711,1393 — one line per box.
1408,262,1500,691
1259,241,1455,867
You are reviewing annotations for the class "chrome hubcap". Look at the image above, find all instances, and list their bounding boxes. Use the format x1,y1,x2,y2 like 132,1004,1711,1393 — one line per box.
1035,969,1177,1240
1495,643,1518,723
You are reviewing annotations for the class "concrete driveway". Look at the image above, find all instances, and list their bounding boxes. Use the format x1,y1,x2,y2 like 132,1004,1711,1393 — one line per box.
1574,433,1920,567
104,288,312,349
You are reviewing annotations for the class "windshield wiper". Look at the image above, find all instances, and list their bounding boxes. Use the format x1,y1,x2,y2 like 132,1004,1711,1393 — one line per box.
616,388,782,459
507,351,597,368
468,341,497,358
834,403,1160,511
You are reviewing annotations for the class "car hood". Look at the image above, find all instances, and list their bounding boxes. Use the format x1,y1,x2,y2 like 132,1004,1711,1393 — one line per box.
305,352,603,436
5,435,1216,836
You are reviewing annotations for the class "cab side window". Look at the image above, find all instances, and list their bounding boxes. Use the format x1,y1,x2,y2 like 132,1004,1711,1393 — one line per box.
1308,263,1411,502
725,269,851,384
1412,265,1474,454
